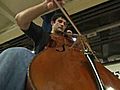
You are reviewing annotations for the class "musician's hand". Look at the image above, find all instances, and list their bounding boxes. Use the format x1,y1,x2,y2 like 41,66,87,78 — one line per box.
45,0,65,10
66,30,73,36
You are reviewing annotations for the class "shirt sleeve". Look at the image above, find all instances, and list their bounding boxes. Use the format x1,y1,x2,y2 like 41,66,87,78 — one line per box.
23,22,43,44
23,22,50,54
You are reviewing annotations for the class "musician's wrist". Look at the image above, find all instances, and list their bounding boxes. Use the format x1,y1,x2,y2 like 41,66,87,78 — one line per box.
47,2,56,10
41,1,49,12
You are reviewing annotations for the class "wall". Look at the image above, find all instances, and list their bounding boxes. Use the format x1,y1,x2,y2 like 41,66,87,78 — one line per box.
104,63,120,79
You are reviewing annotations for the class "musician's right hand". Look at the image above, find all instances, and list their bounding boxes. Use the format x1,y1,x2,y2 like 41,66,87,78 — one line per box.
45,0,65,10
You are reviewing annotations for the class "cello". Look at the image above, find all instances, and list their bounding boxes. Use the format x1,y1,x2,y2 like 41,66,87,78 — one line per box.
27,0,120,90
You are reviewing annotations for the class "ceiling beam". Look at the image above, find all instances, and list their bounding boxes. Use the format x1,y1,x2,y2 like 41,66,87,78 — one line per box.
87,20,120,38
64,0,109,15
0,24,23,44
0,1,15,23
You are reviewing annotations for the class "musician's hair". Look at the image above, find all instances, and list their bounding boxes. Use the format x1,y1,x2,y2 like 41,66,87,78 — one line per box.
51,12,67,23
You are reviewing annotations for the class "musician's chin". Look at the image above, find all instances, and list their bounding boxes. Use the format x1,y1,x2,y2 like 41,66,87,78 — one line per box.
57,28,63,32
55,29,64,35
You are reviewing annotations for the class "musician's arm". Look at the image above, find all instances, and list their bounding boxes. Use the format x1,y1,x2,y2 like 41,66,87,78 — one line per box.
15,1,49,30
15,0,64,31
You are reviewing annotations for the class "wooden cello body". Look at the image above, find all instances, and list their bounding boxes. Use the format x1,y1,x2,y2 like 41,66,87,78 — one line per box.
28,34,120,90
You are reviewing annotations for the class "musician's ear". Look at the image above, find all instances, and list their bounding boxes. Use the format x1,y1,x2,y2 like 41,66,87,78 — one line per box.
51,21,54,25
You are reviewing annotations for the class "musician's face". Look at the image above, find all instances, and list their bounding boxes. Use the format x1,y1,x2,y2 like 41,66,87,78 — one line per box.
51,17,67,33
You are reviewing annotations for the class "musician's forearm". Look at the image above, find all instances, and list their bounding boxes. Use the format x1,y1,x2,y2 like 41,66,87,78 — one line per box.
15,1,49,30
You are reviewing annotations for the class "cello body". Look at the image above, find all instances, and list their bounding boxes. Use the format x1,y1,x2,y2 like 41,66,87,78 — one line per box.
28,34,120,90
